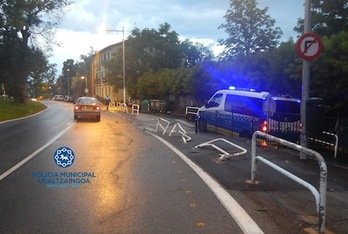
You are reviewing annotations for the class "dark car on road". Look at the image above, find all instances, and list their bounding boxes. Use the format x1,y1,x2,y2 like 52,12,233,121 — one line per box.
74,97,101,121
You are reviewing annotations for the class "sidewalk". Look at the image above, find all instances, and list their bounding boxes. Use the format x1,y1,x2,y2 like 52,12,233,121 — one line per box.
110,109,348,234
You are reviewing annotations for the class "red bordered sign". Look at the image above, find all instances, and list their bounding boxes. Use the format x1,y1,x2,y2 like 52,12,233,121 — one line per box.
296,33,322,60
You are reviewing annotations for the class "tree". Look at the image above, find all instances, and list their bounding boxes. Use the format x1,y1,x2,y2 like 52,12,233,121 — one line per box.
73,50,95,97
0,0,71,102
294,0,348,37
61,59,76,96
311,31,348,116
218,0,282,59
113,23,212,98
267,39,302,98
180,40,214,67
27,49,57,99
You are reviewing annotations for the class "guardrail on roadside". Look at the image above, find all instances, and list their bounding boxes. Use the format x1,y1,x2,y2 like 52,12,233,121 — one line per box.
186,106,200,115
251,131,327,234
195,138,247,161
169,123,191,143
155,118,170,135
308,131,338,159
116,102,128,113
132,104,140,117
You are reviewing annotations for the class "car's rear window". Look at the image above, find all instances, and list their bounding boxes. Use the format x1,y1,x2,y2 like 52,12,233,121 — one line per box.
77,98,98,105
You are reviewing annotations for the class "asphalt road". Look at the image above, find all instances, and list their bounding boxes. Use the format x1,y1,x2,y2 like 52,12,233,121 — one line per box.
111,106,348,234
0,100,347,234
0,101,244,234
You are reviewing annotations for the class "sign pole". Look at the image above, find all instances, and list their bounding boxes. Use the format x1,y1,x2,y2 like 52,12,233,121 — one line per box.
300,0,312,159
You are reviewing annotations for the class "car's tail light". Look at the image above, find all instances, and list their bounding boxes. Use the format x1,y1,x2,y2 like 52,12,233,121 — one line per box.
93,106,100,110
74,106,80,110
260,120,268,132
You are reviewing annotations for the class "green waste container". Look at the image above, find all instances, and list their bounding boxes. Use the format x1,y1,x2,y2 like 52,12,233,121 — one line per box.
141,99,150,112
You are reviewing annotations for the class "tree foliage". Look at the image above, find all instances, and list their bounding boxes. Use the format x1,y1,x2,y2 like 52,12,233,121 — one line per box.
136,66,217,105
104,23,213,99
294,0,348,37
0,0,70,102
218,0,282,58
311,31,348,115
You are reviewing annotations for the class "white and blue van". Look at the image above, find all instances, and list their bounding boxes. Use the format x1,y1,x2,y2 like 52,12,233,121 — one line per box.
268,96,301,143
198,88,276,138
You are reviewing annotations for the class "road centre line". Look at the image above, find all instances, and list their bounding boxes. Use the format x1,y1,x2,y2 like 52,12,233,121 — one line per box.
146,131,264,234
0,121,74,181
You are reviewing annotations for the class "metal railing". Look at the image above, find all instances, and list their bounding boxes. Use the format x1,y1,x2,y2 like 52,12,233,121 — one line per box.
251,131,327,234
169,123,191,143
131,104,140,117
185,106,200,116
155,118,170,135
195,138,247,161
309,131,338,159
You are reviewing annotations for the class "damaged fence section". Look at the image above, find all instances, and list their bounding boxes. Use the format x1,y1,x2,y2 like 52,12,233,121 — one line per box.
195,138,247,161
169,123,191,143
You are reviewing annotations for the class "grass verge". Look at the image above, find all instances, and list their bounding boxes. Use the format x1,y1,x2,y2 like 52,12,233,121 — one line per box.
0,98,47,122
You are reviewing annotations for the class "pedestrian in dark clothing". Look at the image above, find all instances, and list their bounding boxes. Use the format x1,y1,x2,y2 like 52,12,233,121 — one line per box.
105,96,110,110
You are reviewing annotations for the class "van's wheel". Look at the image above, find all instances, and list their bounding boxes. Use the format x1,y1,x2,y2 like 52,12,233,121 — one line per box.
199,118,207,132
240,130,251,138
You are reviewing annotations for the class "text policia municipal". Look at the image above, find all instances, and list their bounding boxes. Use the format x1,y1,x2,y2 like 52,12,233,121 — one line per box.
32,171,96,185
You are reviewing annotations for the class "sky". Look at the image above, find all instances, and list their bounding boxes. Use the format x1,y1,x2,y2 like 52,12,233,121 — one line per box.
50,0,305,74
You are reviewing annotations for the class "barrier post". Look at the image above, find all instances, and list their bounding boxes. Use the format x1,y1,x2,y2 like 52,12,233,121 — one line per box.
251,131,327,234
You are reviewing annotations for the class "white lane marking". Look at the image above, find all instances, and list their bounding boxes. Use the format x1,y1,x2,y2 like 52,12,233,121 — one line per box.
0,122,74,181
147,131,264,234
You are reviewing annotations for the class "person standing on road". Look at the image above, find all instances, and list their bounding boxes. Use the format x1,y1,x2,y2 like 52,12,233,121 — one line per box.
105,95,110,110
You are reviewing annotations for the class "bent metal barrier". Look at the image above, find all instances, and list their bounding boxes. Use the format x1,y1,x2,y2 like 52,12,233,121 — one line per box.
155,118,170,135
195,138,247,161
251,131,327,234
169,123,191,143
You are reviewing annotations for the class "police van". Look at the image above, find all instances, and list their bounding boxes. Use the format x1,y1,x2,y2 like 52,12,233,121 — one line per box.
268,96,301,143
198,88,276,138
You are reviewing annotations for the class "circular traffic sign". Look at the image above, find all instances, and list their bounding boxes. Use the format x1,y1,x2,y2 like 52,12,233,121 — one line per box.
296,33,322,60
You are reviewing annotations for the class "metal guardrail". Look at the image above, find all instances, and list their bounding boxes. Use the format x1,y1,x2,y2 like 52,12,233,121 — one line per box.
116,102,128,113
195,138,247,161
309,131,338,159
169,123,191,143
132,104,140,117
155,118,170,135
185,106,200,116
251,131,327,234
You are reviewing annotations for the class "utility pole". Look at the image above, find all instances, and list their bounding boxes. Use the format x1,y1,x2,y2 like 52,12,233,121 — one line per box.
300,0,312,159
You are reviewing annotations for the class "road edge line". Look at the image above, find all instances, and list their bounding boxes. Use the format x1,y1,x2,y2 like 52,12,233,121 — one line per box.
0,122,74,181
146,131,264,234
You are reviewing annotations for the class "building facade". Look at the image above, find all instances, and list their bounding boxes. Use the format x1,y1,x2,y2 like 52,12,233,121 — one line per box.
91,42,127,103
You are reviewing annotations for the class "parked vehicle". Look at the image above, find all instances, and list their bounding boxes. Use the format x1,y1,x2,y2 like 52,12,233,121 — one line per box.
74,97,101,122
268,96,301,143
52,95,64,101
197,88,275,138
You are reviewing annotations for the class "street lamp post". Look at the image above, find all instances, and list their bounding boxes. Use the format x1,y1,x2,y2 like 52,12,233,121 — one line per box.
106,27,126,105
67,68,70,96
